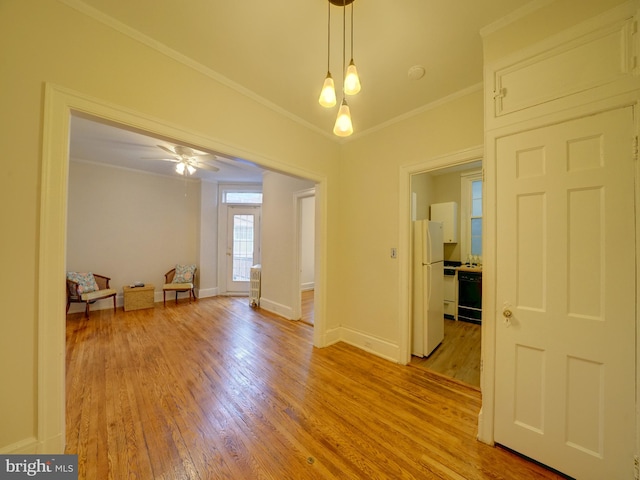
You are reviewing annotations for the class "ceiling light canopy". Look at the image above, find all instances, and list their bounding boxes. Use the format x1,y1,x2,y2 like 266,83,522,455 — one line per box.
319,0,360,137
175,161,196,175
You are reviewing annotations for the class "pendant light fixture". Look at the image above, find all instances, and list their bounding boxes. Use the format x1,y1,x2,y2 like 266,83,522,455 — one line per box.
343,2,361,95
333,0,353,136
318,1,336,108
319,0,360,137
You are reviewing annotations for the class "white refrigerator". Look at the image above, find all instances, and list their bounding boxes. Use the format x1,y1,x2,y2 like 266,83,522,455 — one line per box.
412,220,445,357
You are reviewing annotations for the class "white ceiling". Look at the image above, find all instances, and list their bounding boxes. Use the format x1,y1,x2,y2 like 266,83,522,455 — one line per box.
70,115,266,182
69,0,534,180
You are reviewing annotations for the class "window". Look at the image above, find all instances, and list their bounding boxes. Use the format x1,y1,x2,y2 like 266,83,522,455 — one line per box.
461,170,483,263
231,214,255,281
470,179,482,256
223,191,263,204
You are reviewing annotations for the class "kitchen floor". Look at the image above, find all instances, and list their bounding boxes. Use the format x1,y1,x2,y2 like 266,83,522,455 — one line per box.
410,318,481,388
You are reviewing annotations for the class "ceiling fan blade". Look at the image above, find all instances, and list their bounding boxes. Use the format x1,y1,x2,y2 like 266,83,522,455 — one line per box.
157,145,177,156
141,157,179,163
194,162,219,172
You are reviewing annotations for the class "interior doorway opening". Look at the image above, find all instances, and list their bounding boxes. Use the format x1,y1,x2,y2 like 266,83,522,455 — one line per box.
409,159,483,388
39,85,329,452
295,188,316,325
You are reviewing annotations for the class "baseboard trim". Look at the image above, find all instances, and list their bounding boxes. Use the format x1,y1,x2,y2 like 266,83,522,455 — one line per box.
337,326,401,363
0,437,38,454
259,297,294,320
196,287,218,299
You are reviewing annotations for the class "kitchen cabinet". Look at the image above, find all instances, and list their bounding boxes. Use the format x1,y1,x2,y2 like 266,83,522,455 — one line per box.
431,202,458,243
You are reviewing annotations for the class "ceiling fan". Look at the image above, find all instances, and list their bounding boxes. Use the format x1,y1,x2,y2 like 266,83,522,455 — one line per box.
148,145,220,175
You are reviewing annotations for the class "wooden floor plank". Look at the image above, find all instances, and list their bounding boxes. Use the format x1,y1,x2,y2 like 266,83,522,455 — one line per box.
66,297,563,479
410,318,482,388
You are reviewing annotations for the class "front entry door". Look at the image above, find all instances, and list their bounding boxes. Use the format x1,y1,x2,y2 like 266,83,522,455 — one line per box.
226,206,261,294
494,107,636,479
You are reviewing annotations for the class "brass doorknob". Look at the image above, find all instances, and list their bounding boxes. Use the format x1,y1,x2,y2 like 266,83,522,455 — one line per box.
503,308,512,318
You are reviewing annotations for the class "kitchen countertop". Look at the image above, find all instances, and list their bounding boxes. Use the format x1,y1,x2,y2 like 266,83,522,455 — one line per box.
456,265,482,273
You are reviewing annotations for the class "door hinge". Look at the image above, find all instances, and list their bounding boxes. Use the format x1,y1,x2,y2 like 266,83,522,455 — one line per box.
634,455,639,480
634,136,639,161
493,87,507,100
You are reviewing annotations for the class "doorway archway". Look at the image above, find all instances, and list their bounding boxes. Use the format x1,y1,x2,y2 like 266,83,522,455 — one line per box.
38,84,329,451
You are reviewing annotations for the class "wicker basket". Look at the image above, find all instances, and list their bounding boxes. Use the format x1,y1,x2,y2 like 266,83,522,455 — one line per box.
123,285,155,311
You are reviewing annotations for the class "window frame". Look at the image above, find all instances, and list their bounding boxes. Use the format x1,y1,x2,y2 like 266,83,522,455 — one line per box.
460,169,483,263
220,185,263,205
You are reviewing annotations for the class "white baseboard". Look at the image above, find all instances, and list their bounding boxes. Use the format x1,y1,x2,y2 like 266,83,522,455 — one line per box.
301,282,314,291
322,326,342,346
338,326,400,363
0,437,38,454
259,297,294,320
196,287,218,299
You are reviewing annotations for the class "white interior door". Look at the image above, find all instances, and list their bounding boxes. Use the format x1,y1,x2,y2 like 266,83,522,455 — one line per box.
226,206,261,293
494,107,636,479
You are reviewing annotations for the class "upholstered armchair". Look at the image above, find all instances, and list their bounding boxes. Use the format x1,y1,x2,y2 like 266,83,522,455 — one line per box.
66,272,117,318
163,265,197,306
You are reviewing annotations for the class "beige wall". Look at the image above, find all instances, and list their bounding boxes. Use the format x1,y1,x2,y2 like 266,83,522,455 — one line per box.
67,160,202,311
260,172,315,318
2,0,625,456
0,0,337,452
431,171,464,262
482,0,628,63
411,172,434,222
335,91,484,344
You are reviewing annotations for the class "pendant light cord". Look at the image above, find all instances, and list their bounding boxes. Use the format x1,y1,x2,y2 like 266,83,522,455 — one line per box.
342,0,346,93
326,1,331,72
350,2,354,61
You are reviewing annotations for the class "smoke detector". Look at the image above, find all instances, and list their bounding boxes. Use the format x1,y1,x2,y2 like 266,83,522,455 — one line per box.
408,65,426,80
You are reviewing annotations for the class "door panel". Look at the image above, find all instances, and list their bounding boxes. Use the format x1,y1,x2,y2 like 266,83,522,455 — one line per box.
495,107,635,479
226,206,260,293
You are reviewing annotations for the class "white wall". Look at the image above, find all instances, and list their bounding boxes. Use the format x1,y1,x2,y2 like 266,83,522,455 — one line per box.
67,160,203,310
198,181,219,298
260,171,315,319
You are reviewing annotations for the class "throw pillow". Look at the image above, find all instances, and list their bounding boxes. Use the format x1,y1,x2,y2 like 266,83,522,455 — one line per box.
173,264,196,283
67,272,99,294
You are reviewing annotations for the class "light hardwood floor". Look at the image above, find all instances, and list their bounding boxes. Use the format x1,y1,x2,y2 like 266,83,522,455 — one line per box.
66,297,563,479
410,319,482,388
301,289,314,325
303,291,481,388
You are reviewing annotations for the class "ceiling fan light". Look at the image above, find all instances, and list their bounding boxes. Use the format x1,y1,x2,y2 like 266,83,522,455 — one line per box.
333,99,353,137
344,60,361,95
318,72,337,107
175,162,186,175
186,164,196,175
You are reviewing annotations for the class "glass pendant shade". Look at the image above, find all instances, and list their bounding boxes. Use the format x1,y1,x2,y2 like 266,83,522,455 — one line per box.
333,99,353,137
318,72,337,107
344,59,361,95
175,162,186,174
186,164,196,175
